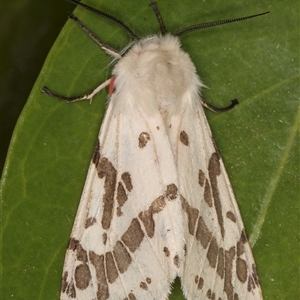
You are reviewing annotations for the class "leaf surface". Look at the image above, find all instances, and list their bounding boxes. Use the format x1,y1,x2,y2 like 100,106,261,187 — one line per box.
1,0,298,299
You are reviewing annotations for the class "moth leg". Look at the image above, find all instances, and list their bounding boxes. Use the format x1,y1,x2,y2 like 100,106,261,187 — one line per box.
42,13,117,102
201,98,239,113
41,78,111,102
69,14,122,59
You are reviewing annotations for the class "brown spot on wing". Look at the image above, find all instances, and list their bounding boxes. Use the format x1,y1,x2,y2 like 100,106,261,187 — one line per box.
217,247,225,279
166,184,178,200
208,152,225,238
173,255,180,268
224,247,235,300
240,229,248,243
137,184,177,240
121,172,133,191
198,169,205,187
62,271,76,298
146,277,151,284
128,292,136,300
252,264,259,286
207,237,218,268
97,157,117,230
204,179,213,207
66,240,92,293
207,289,212,299
74,263,91,290
68,238,79,251
248,276,256,292
196,217,213,249
140,282,148,290
181,195,199,235
61,271,68,292
195,275,204,290
237,231,246,257
106,251,119,284
117,182,127,216
76,243,88,263
89,251,109,300
113,241,132,274
139,195,165,238
92,139,100,165
116,173,133,216
139,210,155,238
149,195,166,214
247,264,260,292
180,131,189,146
207,289,216,299
163,247,170,257
226,211,236,223
138,132,150,148
85,217,96,228
236,257,247,283
102,233,107,245
121,218,144,252
198,277,204,290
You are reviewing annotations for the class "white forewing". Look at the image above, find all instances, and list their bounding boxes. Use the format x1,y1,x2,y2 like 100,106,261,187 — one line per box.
61,36,186,299
172,98,262,300
60,35,262,300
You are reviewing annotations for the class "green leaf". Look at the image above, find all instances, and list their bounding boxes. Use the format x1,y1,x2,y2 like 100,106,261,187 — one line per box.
1,0,298,299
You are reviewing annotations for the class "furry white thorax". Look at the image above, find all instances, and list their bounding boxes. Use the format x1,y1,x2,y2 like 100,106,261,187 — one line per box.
113,35,203,121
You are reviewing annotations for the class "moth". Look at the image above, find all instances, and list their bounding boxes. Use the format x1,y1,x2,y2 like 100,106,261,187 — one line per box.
42,1,268,299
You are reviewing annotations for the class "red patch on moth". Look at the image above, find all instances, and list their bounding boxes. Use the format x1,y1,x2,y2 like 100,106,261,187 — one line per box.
109,76,116,95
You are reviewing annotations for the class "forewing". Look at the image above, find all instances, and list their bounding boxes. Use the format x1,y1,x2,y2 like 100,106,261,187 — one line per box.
171,99,262,300
60,95,184,300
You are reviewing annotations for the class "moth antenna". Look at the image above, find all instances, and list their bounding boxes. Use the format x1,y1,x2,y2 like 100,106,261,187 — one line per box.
66,0,139,39
174,11,269,36
149,2,167,34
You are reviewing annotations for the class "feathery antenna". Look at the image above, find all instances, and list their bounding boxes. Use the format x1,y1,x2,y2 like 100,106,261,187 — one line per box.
149,2,167,34
174,11,269,36
66,0,138,39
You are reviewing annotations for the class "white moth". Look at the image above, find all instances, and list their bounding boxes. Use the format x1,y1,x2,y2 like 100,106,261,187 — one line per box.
43,1,268,299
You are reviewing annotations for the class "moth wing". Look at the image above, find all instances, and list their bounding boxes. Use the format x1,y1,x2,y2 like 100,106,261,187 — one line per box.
170,98,263,300
61,94,184,300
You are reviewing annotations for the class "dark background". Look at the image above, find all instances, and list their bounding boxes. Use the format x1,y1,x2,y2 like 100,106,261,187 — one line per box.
1,1,75,174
